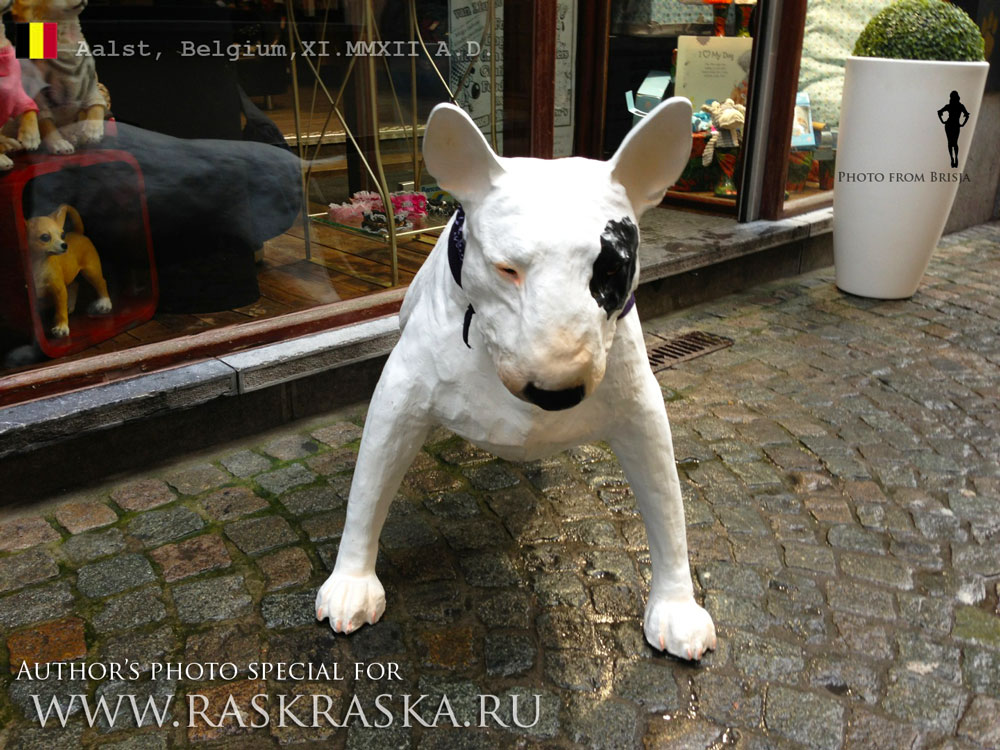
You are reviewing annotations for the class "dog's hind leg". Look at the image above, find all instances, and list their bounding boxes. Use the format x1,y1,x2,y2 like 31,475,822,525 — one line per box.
79,250,112,314
316,352,431,634
608,365,716,661
76,244,111,315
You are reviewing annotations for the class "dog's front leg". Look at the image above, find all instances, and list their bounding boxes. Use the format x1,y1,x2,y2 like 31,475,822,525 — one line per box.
609,367,716,660
77,105,105,145
39,118,74,155
316,355,431,634
0,135,20,167
49,281,70,337
17,111,41,151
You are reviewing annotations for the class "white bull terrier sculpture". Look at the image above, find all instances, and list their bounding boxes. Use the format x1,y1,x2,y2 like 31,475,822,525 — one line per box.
316,98,717,660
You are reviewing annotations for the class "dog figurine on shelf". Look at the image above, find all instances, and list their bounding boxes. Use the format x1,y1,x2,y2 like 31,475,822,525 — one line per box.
27,204,112,337
0,0,41,168
316,98,718,661
13,0,106,154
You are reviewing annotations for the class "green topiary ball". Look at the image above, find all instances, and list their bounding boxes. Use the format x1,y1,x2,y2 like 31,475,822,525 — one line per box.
853,0,985,61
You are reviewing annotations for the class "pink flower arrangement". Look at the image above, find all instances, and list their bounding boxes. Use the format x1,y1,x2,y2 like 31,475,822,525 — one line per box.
328,191,428,226
390,192,427,217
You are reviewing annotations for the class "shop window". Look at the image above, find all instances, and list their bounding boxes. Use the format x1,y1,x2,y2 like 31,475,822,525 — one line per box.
0,0,533,400
577,0,844,221
591,0,759,215
0,0,835,403
783,0,895,215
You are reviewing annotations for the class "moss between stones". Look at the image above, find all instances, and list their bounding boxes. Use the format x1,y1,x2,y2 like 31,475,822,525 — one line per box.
853,0,985,62
953,605,1000,650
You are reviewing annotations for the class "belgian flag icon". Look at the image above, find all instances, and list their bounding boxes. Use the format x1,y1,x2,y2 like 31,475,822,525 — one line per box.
15,23,58,60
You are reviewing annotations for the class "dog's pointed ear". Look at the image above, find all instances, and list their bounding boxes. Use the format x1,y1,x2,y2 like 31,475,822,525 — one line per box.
423,103,504,204
52,205,68,230
610,97,693,218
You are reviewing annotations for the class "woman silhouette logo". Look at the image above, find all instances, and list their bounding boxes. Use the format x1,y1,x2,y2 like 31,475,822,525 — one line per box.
937,91,970,169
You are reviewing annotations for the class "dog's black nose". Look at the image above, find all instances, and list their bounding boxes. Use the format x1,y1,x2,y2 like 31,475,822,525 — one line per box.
60,242,68,250
523,382,586,411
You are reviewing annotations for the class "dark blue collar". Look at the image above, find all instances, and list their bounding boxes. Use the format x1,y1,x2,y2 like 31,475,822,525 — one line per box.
618,293,636,319
448,205,467,289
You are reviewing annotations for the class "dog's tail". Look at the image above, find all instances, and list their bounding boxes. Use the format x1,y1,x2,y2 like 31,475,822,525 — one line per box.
59,205,85,236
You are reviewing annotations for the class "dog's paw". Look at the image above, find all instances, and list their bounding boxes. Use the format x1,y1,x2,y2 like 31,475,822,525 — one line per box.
78,119,105,145
644,596,717,661
17,128,40,151
50,323,70,338
316,571,386,634
0,135,22,152
44,132,75,155
0,154,12,171
88,297,112,315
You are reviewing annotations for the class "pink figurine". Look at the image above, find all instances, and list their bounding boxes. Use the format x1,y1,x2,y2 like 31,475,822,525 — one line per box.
0,2,41,169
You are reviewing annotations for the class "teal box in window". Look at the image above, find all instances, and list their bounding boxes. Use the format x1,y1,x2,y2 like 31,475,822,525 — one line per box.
625,71,673,126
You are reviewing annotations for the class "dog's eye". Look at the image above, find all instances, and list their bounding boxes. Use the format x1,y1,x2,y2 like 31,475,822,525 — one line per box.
39,233,51,243
60,232,66,240
496,264,520,282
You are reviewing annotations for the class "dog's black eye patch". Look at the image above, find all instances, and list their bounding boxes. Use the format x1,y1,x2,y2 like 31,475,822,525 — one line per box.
590,217,638,318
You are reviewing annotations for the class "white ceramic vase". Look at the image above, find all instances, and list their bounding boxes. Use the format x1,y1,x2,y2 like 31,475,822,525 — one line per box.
833,56,989,299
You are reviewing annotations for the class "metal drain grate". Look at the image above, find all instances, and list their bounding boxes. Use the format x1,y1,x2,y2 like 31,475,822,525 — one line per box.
647,331,734,371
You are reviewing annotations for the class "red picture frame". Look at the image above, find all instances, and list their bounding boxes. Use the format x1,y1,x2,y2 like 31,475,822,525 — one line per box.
0,149,157,359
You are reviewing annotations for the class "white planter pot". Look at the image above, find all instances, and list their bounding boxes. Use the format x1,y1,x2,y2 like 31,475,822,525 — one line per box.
833,56,989,299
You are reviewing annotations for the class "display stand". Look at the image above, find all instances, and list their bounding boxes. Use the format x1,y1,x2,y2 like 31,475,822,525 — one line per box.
0,150,157,359
285,0,498,286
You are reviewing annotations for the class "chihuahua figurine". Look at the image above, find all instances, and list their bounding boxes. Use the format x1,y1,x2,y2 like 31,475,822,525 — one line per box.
28,204,111,337
0,0,41,168
13,0,106,154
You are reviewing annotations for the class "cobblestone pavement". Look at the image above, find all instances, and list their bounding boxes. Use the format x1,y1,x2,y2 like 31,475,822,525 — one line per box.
1,222,999,750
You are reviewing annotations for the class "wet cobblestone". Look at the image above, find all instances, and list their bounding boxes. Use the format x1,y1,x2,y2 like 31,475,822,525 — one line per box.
149,534,232,582
92,587,167,634
60,527,126,565
171,575,253,624
53,500,118,534
76,554,156,599
0,549,60,594
199,485,270,521
109,479,175,512
1,223,999,747
0,516,59,552
218,449,273,479
126,505,204,548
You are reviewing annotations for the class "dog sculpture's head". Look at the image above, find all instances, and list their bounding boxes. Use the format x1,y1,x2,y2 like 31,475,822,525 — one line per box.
26,205,70,257
422,99,691,410
13,0,86,22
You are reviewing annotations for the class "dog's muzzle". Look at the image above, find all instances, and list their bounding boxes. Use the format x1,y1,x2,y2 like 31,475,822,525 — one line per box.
523,382,586,411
